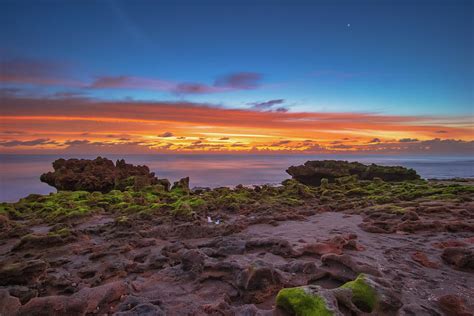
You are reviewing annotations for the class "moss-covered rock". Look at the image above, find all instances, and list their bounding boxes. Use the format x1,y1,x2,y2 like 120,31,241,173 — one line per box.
287,160,420,186
276,286,337,316
340,274,377,312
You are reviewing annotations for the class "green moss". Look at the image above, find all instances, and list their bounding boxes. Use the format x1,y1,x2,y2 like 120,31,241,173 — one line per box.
341,274,377,312
346,188,369,197
170,197,205,216
276,287,333,316
48,227,71,237
320,178,329,189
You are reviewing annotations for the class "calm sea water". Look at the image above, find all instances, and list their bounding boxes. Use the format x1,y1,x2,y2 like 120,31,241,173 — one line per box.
1,154,473,202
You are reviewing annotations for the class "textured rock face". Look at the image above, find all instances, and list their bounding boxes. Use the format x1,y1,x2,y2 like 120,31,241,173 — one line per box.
286,160,420,186
276,274,402,316
40,157,160,193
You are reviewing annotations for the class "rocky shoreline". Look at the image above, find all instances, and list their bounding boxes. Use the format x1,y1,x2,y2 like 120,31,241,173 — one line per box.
0,158,473,315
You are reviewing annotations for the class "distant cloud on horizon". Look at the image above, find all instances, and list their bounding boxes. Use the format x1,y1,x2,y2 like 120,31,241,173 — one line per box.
0,93,472,155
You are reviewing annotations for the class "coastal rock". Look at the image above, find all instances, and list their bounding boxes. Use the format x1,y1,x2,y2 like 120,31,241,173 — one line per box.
0,289,21,316
171,177,190,193
0,259,48,285
411,251,439,268
178,249,206,274
437,294,473,316
441,246,474,270
286,160,419,186
236,260,282,290
276,274,402,315
17,281,128,315
299,234,363,256
40,157,159,193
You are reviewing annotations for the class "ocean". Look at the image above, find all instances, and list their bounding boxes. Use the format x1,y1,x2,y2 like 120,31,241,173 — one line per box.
1,154,473,202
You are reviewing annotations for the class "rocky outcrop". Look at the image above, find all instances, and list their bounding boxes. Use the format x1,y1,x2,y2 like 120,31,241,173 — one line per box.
286,160,420,186
40,157,160,193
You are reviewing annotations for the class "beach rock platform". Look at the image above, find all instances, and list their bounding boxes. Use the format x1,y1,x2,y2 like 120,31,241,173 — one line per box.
1,158,473,315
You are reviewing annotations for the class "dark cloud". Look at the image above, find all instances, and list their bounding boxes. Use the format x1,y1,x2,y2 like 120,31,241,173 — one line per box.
275,107,289,113
158,131,174,138
435,130,448,134
0,58,78,86
214,72,262,89
331,144,353,149
399,138,419,143
271,140,291,146
0,130,26,135
174,83,217,94
0,138,56,147
89,72,263,95
53,91,88,99
64,139,90,146
219,137,230,140
249,99,285,110
369,138,381,143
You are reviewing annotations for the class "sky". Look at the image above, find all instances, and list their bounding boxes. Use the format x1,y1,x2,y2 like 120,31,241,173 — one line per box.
1,0,473,155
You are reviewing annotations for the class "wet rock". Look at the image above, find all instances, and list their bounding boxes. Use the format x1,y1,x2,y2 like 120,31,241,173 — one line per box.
401,211,420,221
0,259,48,285
360,221,396,233
236,260,282,291
441,246,474,270
298,234,363,256
18,281,128,315
411,251,439,268
116,295,165,316
8,285,38,304
13,233,74,251
40,157,159,193
286,160,419,186
246,238,296,257
146,252,168,270
437,294,473,316
282,261,319,274
0,289,21,316
201,236,247,256
321,254,381,278
179,249,206,274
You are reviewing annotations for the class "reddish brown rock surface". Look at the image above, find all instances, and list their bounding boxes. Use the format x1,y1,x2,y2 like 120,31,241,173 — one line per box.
40,157,160,193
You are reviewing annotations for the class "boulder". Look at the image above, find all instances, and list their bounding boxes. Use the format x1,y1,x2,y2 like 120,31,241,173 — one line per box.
286,160,419,186
236,260,282,290
0,259,48,286
276,274,402,315
437,294,473,316
40,157,160,193
441,246,474,270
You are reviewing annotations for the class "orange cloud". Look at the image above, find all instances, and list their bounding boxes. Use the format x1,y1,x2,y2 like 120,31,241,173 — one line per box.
0,95,473,154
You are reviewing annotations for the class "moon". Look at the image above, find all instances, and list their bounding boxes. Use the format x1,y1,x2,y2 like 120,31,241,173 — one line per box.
347,23,351,27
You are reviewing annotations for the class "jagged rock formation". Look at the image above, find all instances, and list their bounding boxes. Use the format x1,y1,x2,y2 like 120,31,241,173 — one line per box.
40,157,161,193
287,160,420,186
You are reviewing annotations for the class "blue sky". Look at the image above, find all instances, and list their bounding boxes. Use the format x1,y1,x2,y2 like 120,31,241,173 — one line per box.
1,0,473,115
